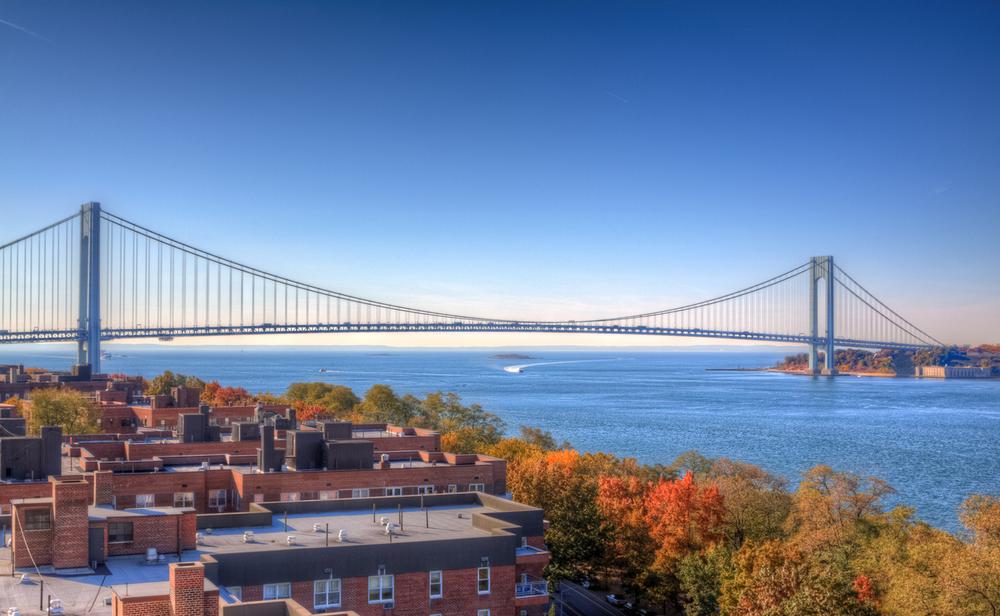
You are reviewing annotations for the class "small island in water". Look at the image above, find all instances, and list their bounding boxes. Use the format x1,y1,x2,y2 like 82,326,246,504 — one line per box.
772,344,1000,378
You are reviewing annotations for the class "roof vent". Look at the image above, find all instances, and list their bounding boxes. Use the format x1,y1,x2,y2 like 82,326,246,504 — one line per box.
337,529,348,543
286,535,296,545
380,453,390,462
384,522,399,535
195,532,204,544
145,548,158,563
242,531,255,543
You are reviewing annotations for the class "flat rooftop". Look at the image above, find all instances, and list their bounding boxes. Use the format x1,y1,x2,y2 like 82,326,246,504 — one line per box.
197,504,493,554
0,550,194,616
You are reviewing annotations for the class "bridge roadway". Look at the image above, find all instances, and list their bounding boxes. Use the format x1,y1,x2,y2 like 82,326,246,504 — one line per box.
0,322,929,352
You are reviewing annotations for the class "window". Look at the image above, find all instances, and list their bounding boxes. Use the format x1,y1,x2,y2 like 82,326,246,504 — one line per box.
478,610,490,616
477,567,490,594
352,488,370,498
301,491,319,501
429,570,443,598
253,493,265,503
208,490,226,509
174,492,195,508
223,587,242,602
263,583,291,600
385,487,403,496
314,578,342,608
469,483,485,492
22,508,51,531
368,574,394,603
447,484,457,493
280,492,299,502
319,491,333,500
135,494,155,508
108,521,134,543
417,485,435,495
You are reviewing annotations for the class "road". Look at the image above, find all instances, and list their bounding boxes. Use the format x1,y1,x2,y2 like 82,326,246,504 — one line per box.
556,581,626,616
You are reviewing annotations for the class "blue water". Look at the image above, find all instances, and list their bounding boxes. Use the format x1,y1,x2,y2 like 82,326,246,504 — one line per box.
4,345,999,531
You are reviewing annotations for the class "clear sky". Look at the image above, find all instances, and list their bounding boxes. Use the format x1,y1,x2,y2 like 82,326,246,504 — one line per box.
1,1,998,346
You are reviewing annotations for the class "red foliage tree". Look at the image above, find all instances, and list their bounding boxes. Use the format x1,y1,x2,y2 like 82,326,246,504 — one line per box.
644,471,726,569
201,381,253,407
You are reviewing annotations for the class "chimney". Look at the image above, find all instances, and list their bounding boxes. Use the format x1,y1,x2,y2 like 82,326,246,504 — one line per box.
52,478,91,569
41,425,62,478
258,424,279,472
92,470,114,506
169,561,206,616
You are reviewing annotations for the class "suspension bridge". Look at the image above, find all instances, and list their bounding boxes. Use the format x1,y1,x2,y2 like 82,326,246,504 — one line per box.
0,202,941,374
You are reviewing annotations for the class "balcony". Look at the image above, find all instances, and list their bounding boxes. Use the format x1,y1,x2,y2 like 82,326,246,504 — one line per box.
515,576,550,606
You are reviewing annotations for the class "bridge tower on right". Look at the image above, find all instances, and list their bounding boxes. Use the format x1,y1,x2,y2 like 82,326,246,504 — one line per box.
808,256,835,375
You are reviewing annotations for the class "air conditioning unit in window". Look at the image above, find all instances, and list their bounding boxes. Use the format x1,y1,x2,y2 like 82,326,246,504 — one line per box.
382,602,394,610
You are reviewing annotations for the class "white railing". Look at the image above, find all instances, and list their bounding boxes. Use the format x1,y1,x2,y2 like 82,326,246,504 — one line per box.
515,578,549,598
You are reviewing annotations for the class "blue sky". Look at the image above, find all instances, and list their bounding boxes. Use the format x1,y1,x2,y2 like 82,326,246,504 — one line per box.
1,1,998,345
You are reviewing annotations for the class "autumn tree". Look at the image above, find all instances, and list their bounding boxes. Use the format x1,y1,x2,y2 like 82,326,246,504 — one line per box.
284,382,359,419
597,475,655,596
22,388,100,435
145,370,205,395
786,465,893,551
201,381,254,407
508,450,616,580
708,458,792,548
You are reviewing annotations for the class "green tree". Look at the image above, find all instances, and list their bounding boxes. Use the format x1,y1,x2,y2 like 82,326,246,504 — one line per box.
355,384,417,426
23,388,100,435
284,382,360,417
677,546,730,616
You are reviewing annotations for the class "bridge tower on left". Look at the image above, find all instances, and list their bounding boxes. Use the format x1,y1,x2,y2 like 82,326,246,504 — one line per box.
77,202,102,373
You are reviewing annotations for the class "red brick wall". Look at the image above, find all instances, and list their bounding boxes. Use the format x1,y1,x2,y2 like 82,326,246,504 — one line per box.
242,565,517,616
238,463,504,508
11,504,53,567
105,512,196,557
0,481,55,513
114,594,172,616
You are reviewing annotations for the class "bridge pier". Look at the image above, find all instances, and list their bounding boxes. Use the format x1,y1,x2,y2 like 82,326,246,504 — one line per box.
808,256,836,376
77,202,102,373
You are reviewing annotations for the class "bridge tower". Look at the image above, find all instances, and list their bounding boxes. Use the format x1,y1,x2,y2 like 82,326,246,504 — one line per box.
77,202,102,373
808,256,835,375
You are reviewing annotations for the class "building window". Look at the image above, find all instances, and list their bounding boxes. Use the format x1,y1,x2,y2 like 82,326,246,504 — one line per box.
22,508,51,531
223,587,242,602
385,487,403,496
428,570,445,598
263,583,291,600
280,492,299,502
368,573,394,603
173,492,195,508
208,490,226,510
314,578,341,608
417,485,435,495
447,484,457,493
477,567,490,594
478,610,490,616
108,521,134,543
254,493,265,503
469,483,485,492
301,491,319,501
352,488,370,498
135,494,155,508
319,491,333,500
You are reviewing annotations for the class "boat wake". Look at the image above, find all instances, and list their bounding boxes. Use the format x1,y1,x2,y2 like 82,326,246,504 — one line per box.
502,358,621,374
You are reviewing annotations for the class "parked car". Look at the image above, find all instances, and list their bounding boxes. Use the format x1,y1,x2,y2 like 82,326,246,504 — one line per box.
606,595,625,606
